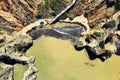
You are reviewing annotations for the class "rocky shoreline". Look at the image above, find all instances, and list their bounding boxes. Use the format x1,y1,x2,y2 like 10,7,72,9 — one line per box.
0,0,120,80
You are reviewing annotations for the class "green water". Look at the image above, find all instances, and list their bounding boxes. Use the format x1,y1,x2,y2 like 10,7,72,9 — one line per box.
14,65,27,80
15,37,120,80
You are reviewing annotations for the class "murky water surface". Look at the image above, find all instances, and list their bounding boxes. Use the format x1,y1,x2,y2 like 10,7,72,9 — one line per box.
16,37,120,80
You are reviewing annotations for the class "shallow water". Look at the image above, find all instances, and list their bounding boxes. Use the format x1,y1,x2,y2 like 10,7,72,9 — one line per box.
14,64,28,80
24,37,120,80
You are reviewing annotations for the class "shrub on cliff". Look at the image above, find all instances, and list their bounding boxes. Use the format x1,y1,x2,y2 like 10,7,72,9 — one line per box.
36,4,42,18
115,0,120,11
36,0,50,18
36,0,67,18
102,20,116,29
14,44,23,51
50,0,66,13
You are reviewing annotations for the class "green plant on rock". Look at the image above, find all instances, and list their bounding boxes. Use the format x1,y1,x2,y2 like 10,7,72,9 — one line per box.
36,4,43,18
50,0,66,14
14,44,23,51
115,0,120,11
103,20,116,29
93,32,101,37
50,0,59,10
35,0,67,18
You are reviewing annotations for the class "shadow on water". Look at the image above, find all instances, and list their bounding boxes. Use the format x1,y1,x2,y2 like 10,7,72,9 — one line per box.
26,37,120,80
115,41,120,56
29,26,114,62
74,45,112,62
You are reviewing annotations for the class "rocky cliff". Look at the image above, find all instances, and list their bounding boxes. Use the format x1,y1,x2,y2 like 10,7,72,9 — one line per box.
0,0,38,80
0,0,37,31
0,0,120,80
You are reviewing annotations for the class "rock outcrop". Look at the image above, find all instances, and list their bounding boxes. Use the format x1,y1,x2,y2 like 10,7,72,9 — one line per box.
0,0,38,80
0,0,37,32
0,0,120,80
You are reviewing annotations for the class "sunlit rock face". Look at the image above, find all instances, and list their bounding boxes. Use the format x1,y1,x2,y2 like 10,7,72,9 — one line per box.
0,0,38,79
0,0,37,32
0,0,120,80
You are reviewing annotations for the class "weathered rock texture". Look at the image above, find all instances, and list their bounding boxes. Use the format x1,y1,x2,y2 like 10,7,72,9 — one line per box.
0,0,120,80
0,0,37,32
0,0,38,80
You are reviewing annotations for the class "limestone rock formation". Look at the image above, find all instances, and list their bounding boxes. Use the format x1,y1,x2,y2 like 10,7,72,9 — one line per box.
0,0,120,80
0,0,37,32
0,0,38,80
